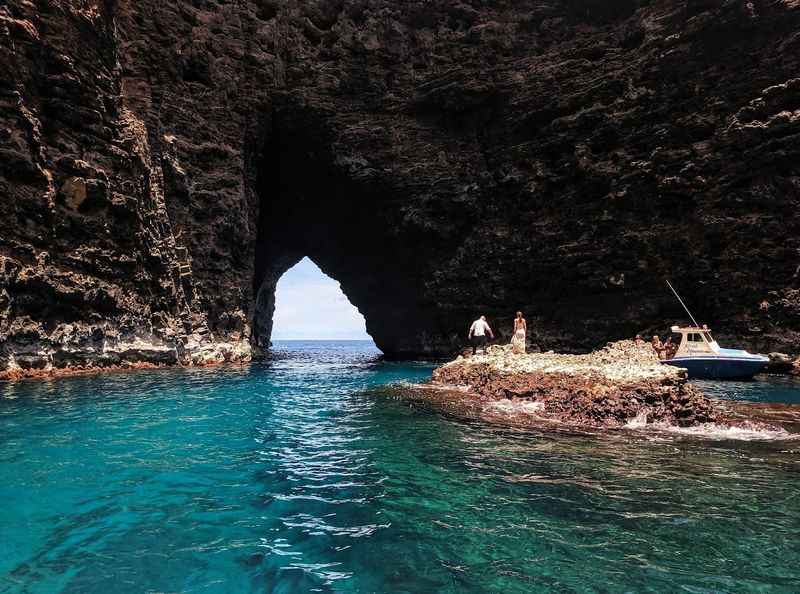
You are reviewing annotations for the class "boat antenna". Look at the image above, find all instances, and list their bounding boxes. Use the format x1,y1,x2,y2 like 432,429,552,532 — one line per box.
666,279,701,327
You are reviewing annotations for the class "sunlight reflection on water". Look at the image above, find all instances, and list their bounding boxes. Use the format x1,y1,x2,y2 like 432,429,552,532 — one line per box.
1,344,799,593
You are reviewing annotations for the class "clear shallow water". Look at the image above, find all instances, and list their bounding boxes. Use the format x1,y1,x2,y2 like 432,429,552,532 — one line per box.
0,341,798,593
694,376,800,405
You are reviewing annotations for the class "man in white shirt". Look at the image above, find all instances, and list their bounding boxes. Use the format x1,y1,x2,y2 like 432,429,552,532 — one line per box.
468,315,494,355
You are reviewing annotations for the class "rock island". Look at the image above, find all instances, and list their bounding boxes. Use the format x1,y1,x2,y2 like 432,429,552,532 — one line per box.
432,340,718,428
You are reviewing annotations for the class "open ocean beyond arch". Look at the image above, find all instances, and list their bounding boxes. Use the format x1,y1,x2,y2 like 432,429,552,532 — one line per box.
1,340,799,593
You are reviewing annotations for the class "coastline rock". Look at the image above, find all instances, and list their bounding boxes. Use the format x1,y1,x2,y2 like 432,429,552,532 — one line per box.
0,335,250,381
766,352,796,375
432,341,717,427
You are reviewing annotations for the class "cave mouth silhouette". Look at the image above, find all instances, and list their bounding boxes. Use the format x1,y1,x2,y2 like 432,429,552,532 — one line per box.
258,256,375,344
250,102,442,358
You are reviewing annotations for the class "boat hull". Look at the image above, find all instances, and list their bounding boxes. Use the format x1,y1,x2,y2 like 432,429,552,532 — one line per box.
661,357,768,380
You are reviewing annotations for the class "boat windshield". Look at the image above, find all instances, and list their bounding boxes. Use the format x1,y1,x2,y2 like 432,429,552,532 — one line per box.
686,332,713,344
671,328,718,358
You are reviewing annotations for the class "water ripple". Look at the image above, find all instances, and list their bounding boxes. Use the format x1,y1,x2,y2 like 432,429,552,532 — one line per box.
1,343,800,593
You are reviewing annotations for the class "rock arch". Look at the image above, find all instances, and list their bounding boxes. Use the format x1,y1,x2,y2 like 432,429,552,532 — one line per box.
249,99,460,357
2,0,800,378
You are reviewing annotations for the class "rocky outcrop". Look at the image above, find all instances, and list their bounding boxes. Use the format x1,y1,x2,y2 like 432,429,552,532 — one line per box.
2,1,800,375
765,352,800,375
432,340,717,427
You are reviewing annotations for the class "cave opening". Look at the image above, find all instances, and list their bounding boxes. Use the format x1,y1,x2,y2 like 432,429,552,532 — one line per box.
250,101,434,358
270,256,374,343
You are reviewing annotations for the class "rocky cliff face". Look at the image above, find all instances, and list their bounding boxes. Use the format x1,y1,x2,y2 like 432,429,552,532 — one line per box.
1,0,799,375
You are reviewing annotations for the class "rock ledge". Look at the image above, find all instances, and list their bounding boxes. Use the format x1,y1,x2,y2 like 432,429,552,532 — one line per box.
0,336,251,381
432,341,717,427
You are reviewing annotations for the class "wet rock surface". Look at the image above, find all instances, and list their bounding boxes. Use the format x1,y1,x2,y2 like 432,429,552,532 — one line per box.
432,340,718,427
2,1,800,376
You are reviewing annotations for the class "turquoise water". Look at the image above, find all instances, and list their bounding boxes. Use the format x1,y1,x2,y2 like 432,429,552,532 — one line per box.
694,376,800,405
1,341,799,593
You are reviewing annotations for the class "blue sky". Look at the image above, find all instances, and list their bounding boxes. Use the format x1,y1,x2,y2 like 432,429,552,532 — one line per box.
271,257,372,340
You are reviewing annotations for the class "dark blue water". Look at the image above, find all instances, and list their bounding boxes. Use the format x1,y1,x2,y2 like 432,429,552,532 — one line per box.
1,341,799,593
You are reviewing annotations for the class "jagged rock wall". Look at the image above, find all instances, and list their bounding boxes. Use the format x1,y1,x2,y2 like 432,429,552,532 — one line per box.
1,0,799,374
0,1,254,376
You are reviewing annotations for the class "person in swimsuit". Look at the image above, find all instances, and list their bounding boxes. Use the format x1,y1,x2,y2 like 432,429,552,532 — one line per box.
511,311,527,354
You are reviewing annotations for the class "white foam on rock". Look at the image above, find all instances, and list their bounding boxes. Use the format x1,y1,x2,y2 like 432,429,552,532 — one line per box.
624,410,649,429
644,421,796,441
484,399,545,415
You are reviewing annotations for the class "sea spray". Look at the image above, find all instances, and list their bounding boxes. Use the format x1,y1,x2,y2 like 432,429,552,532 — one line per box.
625,409,649,429
655,421,796,441
484,399,545,415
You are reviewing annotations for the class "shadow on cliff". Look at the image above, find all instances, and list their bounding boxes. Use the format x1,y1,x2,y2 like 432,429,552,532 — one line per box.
250,97,452,358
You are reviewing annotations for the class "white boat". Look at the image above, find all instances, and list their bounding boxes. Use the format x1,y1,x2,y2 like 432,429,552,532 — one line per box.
660,326,769,380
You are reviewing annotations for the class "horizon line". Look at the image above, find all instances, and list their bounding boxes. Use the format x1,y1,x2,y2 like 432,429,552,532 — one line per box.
271,338,376,342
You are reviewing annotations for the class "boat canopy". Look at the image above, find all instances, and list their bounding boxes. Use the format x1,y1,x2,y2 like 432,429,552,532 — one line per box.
669,326,720,358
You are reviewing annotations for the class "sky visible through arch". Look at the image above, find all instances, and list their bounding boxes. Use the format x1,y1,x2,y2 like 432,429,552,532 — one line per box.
271,257,372,341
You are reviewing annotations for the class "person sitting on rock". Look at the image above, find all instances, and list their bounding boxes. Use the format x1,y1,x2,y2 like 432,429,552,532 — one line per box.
634,334,644,345
651,335,665,359
468,315,494,355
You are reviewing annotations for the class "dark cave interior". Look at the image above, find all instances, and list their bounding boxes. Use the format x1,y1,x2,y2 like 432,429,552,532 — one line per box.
250,102,442,357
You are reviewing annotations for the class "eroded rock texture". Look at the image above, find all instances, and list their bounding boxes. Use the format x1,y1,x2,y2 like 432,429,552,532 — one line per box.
431,340,718,427
1,0,800,374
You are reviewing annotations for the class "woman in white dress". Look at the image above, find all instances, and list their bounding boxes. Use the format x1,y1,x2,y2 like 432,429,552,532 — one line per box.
511,311,526,354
